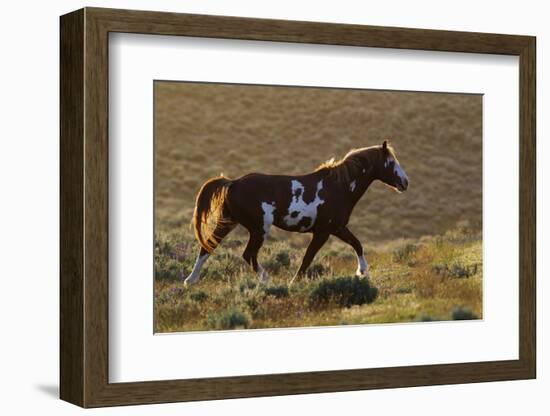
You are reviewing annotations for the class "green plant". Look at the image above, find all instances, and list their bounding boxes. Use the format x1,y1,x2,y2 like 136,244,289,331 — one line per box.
307,276,378,309
393,243,418,265
452,306,478,320
433,262,478,279
154,257,185,281
189,290,209,303
264,249,292,274
306,262,327,279
239,278,258,293
207,308,250,330
202,252,243,281
450,263,478,278
264,285,290,299
417,313,434,322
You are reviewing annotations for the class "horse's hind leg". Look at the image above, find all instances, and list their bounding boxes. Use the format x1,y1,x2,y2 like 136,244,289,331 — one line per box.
332,226,369,278
184,222,236,286
242,230,269,283
184,247,210,286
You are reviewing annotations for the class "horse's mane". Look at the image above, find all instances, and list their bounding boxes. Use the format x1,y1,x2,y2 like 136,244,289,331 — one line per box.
315,143,397,185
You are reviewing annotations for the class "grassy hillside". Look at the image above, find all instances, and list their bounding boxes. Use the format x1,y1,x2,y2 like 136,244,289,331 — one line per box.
155,225,482,332
154,82,482,243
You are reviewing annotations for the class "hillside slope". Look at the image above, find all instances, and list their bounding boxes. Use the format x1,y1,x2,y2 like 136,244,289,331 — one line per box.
155,82,482,243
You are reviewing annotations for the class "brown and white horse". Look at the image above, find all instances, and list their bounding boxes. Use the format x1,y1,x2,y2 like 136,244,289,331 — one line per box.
184,140,409,285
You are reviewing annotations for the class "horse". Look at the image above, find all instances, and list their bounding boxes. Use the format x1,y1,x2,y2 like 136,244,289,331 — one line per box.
183,140,409,286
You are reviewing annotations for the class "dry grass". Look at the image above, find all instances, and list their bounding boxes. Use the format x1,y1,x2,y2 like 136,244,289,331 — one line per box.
154,226,482,332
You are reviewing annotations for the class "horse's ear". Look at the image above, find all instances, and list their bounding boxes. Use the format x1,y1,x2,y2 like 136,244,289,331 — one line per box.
382,140,388,150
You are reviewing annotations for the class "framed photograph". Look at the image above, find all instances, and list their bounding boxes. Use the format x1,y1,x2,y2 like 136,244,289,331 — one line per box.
60,7,536,407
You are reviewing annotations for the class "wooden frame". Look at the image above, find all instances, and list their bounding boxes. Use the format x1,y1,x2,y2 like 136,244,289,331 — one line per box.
60,7,536,408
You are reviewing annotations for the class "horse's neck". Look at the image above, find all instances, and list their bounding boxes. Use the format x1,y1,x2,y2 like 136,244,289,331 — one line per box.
347,172,375,205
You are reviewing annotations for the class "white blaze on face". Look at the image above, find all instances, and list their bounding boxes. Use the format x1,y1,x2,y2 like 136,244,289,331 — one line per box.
261,202,275,240
184,252,210,285
283,180,325,231
394,160,408,185
350,180,356,192
386,156,409,186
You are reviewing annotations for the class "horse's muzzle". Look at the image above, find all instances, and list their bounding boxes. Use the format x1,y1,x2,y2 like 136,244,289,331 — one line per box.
397,178,409,192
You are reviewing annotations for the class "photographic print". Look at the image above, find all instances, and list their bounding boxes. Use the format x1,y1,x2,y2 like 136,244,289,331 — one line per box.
154,81,482,333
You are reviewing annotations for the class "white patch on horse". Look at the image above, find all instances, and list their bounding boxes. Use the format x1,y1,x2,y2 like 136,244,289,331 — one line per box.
356,254,369,277
283,180,325,231
261,202,275,240
184,252,210,285
350,180,356,192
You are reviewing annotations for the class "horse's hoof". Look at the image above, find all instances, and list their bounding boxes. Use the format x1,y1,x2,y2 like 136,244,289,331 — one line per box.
184,277,198,287
258,272,270,284
356,269,370,279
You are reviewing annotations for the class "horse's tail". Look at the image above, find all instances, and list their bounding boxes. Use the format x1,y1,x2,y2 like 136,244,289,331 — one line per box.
192,175,233,253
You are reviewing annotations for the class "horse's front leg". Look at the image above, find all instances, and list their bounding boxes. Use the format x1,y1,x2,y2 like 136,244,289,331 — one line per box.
332,226,369,278
291,232,330,283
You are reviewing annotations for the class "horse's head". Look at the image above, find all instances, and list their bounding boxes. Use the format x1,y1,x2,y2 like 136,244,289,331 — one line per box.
378,140,409,193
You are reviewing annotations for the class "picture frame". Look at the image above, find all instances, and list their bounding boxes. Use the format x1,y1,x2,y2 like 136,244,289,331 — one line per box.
60,7,536,408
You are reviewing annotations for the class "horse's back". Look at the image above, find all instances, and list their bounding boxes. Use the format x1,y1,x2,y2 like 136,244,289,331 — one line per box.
230,172,321,200
228,173,295,206
227,171,342,233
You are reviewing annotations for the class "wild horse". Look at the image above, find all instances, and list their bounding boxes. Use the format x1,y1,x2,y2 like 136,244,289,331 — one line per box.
184,140,409,285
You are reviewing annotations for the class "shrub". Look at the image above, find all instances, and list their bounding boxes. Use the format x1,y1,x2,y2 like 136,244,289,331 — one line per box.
264,260,281,274
244,296,262,313
306,263,327,279
264,249,291,274
155,257,184,281
239,278,258,293
417,313,434,322
450,263,477,278
264,285,290,299
432,263,447,275
307,276,378,309
275,251,291,267
452,306,479,320
207,308,250,330
393,244,418,265
154,235,196,281
156,292,172,305
155,236,174,257
189,290,209,303
155,235,193,261
433,262,478,279
202,252,242,281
